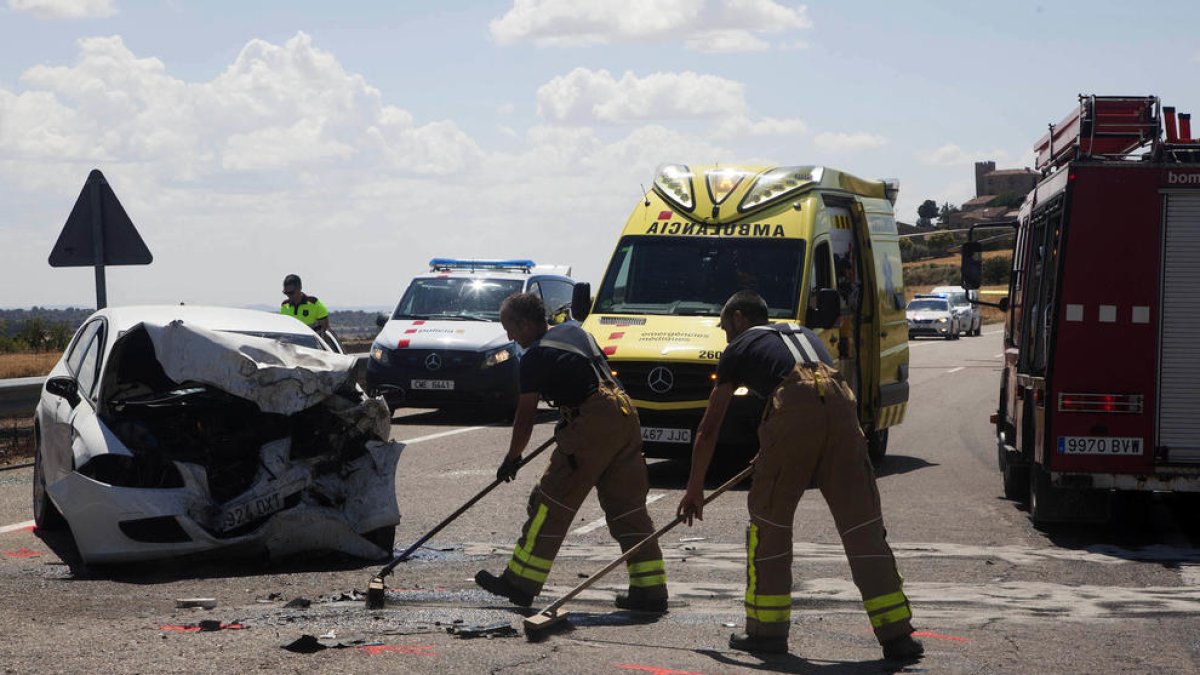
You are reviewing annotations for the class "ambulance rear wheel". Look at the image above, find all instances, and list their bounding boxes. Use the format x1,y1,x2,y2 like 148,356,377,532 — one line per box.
867,429,888,467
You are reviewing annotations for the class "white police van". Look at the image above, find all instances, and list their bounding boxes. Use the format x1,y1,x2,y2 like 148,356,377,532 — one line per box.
366,259,576,418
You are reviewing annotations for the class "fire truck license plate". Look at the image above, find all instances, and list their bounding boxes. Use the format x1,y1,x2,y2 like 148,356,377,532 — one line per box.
1057,436,1143,455
642,427,692,444
411,379,454,390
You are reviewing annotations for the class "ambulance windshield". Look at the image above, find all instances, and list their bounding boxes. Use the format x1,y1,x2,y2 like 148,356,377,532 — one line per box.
393,277,524,321
594,236,805,317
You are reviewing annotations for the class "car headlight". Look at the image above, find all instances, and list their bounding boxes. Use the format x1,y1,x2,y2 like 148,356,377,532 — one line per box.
482,346,513,368
937,317,948,323
371,346,387,363
733,386,750,396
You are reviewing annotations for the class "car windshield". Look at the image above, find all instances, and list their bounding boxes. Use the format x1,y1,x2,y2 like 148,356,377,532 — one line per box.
225,330,324,350
594,236,805,317
908,299,949,312
392,277,524,321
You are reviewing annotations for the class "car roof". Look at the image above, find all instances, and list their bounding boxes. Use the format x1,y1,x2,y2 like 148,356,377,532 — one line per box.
93,305,315,335
913,293,949,299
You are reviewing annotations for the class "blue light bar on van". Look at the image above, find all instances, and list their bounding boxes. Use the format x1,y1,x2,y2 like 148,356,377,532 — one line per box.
428,258,536,272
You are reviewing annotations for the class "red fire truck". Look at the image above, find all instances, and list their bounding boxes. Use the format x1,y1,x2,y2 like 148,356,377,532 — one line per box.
962,95,1200,523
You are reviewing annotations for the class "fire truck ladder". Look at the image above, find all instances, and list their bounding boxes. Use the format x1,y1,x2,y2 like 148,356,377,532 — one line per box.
1034,95,1160,171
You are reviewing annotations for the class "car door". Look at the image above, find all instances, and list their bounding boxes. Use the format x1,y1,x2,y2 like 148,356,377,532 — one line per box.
46,319,106,482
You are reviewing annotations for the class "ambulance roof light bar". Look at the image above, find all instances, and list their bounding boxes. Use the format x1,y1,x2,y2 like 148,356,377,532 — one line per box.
428,258,536,273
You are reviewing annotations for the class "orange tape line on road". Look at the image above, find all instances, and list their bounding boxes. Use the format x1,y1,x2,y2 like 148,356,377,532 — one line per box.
616,665,706,675
357,645,437,656
913,630,971,642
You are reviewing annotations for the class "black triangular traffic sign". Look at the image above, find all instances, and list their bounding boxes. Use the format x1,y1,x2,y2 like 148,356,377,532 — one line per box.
48,169,152,267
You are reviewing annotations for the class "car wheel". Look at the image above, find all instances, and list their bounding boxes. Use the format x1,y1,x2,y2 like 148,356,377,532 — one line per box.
32,431,66,531
363,526,396,557
867,428,888,467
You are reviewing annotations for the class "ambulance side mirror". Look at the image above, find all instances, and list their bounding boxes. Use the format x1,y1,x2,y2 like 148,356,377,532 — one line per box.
571,282,592,322
808,288,840,329
961,241,983,290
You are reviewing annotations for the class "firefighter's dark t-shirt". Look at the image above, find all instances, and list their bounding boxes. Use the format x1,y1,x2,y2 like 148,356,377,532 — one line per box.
519,345,599,408
716,324,835,398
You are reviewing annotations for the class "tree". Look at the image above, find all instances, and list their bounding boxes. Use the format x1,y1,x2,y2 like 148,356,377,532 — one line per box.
937,202,960,228
917,199,938,221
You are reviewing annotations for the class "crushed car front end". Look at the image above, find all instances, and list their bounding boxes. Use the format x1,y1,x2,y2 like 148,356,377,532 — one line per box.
46,319,403,565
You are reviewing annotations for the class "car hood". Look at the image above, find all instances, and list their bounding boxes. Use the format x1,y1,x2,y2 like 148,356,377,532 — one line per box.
375,319,512,353
907,311,951,320
132,320,359,415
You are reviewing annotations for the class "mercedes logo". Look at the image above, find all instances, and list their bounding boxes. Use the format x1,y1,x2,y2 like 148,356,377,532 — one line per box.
424,353,442,371
647,366,674,394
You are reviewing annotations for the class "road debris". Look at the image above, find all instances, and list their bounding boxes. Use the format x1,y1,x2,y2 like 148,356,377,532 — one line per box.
281,631,376,653
160,620,246,632
175,598,217,609
446,621,517,639
284,597,312,608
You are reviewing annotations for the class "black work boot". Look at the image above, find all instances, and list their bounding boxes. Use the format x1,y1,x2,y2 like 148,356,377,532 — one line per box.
728,632,789,654
881,634,925,661
614,588,668,613
474,570,534,608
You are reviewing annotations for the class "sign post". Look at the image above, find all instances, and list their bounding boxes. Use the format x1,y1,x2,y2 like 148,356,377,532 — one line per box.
48,169,152,309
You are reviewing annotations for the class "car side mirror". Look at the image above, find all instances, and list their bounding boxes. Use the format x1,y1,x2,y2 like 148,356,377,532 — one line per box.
46,376,80,407
571,282,592,322
375,313,388,328
807,288,840,329
961,241,983,290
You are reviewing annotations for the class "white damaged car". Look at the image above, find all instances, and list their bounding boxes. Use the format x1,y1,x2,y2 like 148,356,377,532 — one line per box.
32,305,403,565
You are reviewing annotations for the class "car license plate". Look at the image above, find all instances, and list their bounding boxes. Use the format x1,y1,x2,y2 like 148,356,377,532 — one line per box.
642,427,692,444
411,379,454,390
220,488,288,531
1057,436,1143,456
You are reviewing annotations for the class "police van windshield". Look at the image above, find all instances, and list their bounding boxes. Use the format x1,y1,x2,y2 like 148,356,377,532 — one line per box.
393,278,524,321
907,299,949,312
594,236,805,317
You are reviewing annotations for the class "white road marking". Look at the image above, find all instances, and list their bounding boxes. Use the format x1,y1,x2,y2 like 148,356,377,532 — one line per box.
400,426,492,445
0,520,34,534
570,492,668,535
947,367,965,374
1182,565,1200,586
993,353,1004,358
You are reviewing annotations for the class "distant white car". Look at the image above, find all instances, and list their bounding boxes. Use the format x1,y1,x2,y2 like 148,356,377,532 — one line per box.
33,305,403,565
906,295,960,340
931,285,982,336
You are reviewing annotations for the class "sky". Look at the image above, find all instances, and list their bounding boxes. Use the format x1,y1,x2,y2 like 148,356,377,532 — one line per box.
2,0,1198,310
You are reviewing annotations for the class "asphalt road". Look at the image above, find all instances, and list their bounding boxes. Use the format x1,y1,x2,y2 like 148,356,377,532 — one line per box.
1,330,1199,673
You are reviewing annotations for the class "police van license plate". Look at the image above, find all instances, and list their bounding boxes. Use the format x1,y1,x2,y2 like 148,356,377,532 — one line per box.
1057,436,1143,456
219,488,288,531
642,427,691,444
411,379,454,390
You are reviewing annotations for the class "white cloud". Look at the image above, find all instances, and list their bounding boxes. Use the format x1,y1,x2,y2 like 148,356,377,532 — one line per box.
813,131,888,152
537,68,745,125
7,0,114,19
919,143,1009,166
714,115,807,138
496,102,515,115
490,0,810,52
0,32,755,307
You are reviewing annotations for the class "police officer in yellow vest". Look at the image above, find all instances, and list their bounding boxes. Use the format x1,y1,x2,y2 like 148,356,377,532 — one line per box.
677,290,923,661
280,274,330,334
475,292,669,612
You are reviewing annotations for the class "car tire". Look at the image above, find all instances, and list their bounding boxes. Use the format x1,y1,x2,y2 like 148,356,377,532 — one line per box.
363,526,396,557
32,431,66,531
867,428,888,467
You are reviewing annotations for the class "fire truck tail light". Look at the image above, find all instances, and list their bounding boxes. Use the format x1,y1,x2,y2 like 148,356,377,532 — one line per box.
1058,392,1143,413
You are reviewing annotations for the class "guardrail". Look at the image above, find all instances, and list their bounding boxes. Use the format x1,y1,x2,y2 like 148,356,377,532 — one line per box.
0,377,44,418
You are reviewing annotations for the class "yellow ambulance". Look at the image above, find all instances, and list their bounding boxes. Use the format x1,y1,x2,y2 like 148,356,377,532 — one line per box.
570,164,909,463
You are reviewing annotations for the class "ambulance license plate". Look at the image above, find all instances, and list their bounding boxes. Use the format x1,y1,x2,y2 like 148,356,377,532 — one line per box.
411,379,454,390
1057,436,1143,456
642,427,692,444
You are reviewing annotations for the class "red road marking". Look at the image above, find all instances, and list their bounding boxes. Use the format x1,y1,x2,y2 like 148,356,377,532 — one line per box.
913,630,970,642
0,520,36,535
615,665,705,675
357,645,436,656
2,547,41,558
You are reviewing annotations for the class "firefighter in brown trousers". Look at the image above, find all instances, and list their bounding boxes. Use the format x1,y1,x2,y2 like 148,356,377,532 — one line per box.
677,290,923,661
475,292,668,611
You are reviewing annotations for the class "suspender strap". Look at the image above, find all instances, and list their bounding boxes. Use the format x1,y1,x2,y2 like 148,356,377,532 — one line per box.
747,323,821,366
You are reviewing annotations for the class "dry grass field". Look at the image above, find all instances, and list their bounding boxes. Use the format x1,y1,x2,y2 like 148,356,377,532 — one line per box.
0,352,59,379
